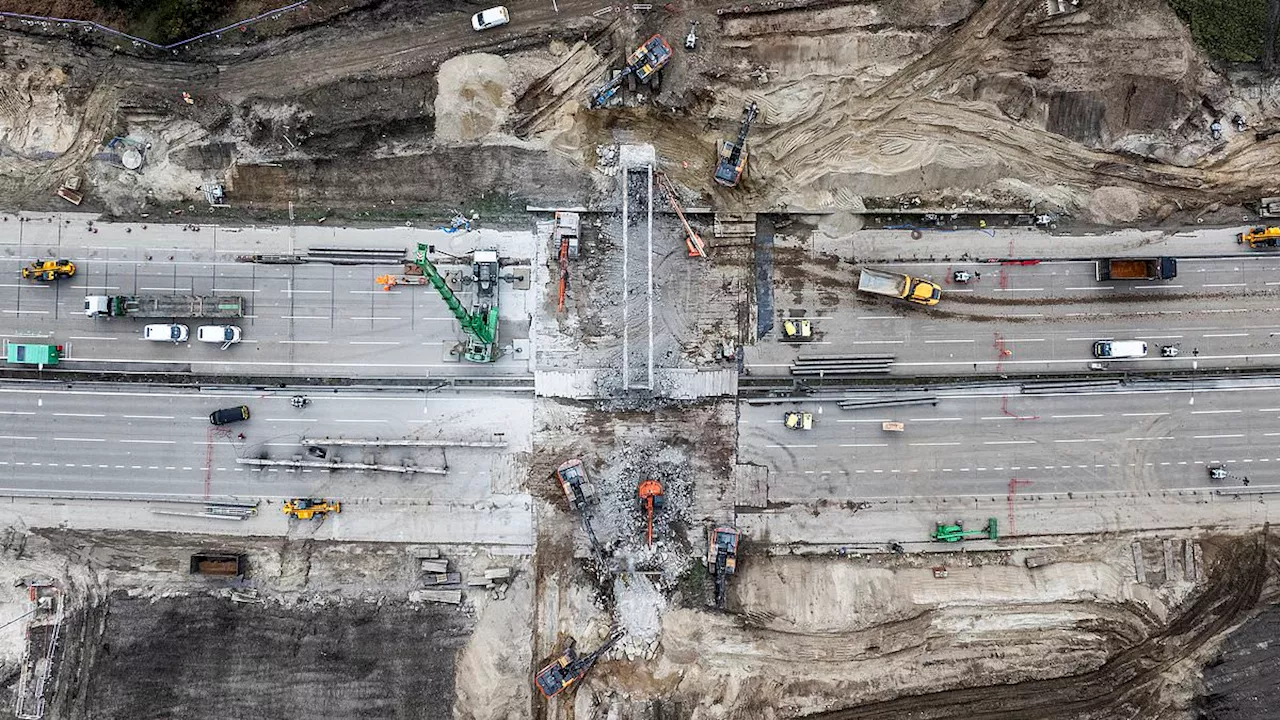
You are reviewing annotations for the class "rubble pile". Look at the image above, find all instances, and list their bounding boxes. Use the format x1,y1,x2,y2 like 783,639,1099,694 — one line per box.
586,441,695,579
611,573,666,660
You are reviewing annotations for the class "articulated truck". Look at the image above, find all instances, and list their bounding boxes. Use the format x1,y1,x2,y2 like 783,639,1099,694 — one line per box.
857,268,942,306
84,294,246,318
1095,257,1177,281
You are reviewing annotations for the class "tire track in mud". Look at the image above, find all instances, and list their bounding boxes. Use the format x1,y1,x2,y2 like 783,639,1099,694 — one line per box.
803,534,1274,720
767,0,1038,162
0,81,119,205
728,0,1278,210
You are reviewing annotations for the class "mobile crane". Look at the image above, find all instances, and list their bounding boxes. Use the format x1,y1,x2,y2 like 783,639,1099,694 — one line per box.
714,102,759,188
590,35,672,108
380,243,500,363
1238,225,1280,248
283,498,341,520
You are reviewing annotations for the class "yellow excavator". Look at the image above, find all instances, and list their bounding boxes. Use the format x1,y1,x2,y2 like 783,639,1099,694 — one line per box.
283,498,341,520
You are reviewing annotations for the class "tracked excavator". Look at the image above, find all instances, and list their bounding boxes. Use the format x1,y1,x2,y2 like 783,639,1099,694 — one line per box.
590,35,672,108
707,526,740,609
535,629,626,698
554,459,603,555
715,102,759,187
378,243,500,362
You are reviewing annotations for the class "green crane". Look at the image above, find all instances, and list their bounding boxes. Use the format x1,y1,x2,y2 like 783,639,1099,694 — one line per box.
930,518,999,543
412,243,500,363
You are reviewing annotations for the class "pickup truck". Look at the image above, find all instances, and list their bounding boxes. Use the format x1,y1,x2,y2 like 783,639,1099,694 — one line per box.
84,294,245,318
1095,257,1177,281
857,268,942,306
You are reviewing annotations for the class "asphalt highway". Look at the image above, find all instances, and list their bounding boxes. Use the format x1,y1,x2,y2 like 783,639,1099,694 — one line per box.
739,379,1280,501
0,384,532,501
751,256,1280,376
0,222,535,378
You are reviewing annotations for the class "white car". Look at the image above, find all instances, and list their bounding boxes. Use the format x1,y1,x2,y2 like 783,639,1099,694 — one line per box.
143,324,189,343
471,6,509,31
197,325,242,349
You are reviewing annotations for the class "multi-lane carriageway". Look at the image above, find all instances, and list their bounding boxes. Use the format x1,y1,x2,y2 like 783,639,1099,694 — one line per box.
0,233,532,378
740,379,1280,502
750,255,1280,377
0,384,532,501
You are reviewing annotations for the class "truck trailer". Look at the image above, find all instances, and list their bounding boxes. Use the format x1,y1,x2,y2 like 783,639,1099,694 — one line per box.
84,294,245,319
1095,257,1177,281
857,268,942,306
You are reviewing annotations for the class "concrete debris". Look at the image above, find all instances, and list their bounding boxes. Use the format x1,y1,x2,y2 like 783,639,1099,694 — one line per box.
612,573,665,660
421,559,449,574
583,440,697,588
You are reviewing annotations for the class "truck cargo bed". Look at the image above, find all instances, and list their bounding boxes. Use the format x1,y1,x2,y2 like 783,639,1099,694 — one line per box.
857,268,908,297
86,294,246,318
1096,257,1176,281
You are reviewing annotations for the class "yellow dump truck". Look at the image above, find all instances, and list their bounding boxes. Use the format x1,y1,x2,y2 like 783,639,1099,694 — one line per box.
857,268,942,306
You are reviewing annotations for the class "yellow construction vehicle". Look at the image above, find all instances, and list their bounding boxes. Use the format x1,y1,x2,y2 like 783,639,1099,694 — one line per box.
21,259,76,281
1238,226,1280,248
781,319,812,341
784,411,813,430
283,498,341,520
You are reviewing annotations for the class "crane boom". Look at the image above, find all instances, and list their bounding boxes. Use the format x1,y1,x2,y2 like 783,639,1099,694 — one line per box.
412,244,497,344
402,243,500,363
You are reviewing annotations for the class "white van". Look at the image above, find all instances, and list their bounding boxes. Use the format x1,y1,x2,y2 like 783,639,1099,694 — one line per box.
197,325,241,349
143,324,189,343
1093,340,1147,359
471,6,509,31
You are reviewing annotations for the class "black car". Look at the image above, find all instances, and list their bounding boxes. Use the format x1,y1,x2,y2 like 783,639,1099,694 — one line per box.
209,406,251,425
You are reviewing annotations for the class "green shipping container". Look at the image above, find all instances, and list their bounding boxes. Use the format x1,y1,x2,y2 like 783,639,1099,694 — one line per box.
6,343,60,366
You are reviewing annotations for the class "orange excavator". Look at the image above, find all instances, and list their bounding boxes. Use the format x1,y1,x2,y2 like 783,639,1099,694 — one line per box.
637,479,665,546
655,172,707,258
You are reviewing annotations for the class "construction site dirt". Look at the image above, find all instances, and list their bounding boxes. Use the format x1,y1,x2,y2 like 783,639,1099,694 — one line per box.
0,528,533,720
58,594,469,719
5,0,1280,719
4,0,1279,223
